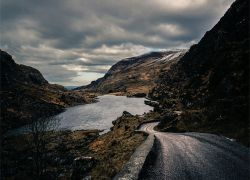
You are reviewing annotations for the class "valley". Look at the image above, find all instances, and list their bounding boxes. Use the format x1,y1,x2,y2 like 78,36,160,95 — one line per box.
1,0,249,179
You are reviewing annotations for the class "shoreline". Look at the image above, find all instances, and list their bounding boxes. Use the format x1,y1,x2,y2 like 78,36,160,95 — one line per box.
2,109,161,179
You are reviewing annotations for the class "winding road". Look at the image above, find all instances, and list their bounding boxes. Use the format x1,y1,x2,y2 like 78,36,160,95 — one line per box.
138,122,250,180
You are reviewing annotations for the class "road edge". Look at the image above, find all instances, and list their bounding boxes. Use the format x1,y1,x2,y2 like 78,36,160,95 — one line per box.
113,134,155,180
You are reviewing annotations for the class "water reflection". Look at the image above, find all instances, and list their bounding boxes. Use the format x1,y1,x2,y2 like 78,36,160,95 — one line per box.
56,95,153,132
7,95,153,135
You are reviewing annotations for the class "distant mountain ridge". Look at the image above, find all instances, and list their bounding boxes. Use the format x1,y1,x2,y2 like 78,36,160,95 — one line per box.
64,86,79,90
76,50,186,95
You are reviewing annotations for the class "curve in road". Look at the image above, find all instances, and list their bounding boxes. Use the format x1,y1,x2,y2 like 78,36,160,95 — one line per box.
138,122,250,180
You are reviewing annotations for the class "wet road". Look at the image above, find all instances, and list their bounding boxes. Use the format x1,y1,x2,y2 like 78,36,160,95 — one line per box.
138,122,250,180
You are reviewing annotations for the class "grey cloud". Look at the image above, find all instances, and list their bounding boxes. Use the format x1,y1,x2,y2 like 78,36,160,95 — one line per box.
0,0,234,85
49,59,115,66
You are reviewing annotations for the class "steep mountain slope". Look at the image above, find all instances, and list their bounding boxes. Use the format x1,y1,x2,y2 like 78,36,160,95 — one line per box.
0,50,93,133
1,51,48,87
150,0,249,145
77,50,186,95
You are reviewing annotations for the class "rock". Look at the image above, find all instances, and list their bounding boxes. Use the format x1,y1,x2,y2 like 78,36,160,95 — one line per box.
71,156,96,179
156,112,178,131
144,100,159,107
162,126,179,133
127,93,146,98
122,111,133,117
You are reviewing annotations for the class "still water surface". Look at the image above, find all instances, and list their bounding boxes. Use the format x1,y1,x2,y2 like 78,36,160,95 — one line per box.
7,95,153,135
56,95,153,132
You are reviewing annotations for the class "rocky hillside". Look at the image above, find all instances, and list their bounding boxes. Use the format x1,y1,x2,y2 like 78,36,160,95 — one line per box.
150,0,249,145
0,50,94,134
1,51,48,87
77,50,186,96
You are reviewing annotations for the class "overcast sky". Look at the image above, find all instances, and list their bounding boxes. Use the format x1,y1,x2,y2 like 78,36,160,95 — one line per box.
1,0,234,86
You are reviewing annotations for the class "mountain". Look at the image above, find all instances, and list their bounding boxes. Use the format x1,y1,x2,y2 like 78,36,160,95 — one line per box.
76,50,186,95
0,50,93,133
64,86,79,90
150,0,249,145
1,51,48,87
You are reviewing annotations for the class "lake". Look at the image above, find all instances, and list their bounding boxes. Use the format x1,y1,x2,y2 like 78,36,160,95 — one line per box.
7,95,153,135
56,95,153,132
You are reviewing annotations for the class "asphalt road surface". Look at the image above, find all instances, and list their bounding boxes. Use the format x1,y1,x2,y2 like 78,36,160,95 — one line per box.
138,122,250,180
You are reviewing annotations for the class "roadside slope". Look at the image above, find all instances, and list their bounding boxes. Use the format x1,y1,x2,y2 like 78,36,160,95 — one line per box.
150,0,249,146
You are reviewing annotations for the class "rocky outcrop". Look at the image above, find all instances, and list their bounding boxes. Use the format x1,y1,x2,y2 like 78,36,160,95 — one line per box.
0,50,92,134
88,110,161,179
150,0,249,146
76,50,186,95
